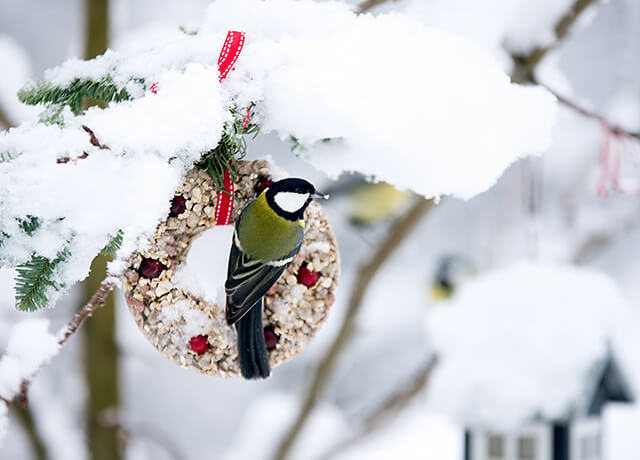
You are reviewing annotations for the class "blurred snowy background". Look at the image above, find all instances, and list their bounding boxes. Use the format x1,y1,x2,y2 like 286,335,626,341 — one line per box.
1,0,640,459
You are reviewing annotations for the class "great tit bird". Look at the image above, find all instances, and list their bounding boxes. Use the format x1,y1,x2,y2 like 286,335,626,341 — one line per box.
320,175,412,226
348,182,412,226
225,178,328,379
430,255,474,303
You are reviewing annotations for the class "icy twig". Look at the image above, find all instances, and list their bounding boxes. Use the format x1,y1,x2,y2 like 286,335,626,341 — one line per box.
321,357,438,460
273,197,434,460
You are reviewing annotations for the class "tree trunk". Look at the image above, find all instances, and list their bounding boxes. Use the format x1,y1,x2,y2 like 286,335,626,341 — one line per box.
83,2,120,459
83,255,120,460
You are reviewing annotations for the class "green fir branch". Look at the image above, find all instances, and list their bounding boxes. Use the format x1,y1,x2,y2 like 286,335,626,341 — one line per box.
289,136,335,155
179,25,198,36
1,151,17,162
0,231,8,251
18,216,41,236
101,230,123,257
289,135,304,154
39,104,66,126
0,217,41,264
197,104,260,190
19,76,131,115
15,247,71,312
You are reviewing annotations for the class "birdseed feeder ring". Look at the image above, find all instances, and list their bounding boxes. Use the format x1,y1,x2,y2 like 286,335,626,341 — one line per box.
121,160,339,377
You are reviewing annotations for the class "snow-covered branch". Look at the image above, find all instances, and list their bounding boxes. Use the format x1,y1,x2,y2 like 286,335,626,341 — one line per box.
0,320,59,441
0,276,116,438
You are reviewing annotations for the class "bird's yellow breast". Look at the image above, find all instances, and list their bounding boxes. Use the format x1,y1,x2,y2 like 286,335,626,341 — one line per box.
236,193,304,261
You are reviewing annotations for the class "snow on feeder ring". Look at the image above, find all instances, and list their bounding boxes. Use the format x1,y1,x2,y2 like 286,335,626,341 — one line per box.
122,160,340,377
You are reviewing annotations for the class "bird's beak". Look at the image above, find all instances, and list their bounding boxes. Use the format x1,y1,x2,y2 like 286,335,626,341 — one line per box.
314,191,330,200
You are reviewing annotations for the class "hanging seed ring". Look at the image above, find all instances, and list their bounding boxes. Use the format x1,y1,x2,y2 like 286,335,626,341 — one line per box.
122,160,340,376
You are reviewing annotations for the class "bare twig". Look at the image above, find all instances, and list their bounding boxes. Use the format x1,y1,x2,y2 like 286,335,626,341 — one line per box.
82,125,109,149
534,81,640,140
511,0,600,83
321,357,438,460
359,357,438,433
59,277,116,346
572,208,640,264
57,125,108,163
273,197,434,460
0,104,13,130
356,0,395,14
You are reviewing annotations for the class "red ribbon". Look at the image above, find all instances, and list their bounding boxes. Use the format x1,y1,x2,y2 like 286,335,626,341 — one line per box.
214,30,246,225
215,168,235,226
596,122,611,198
217,31,246,82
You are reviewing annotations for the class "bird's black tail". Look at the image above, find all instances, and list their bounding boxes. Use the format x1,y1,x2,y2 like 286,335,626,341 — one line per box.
236,299,270,379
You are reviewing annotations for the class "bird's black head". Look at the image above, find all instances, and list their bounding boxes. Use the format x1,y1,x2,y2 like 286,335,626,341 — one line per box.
265,178,327,220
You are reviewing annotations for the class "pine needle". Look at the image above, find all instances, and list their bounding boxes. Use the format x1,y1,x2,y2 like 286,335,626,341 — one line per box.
101,230,123,257
15,248,70,312
19,76,131,115
1,151,17,162
196,104,260,190
18,216,41,236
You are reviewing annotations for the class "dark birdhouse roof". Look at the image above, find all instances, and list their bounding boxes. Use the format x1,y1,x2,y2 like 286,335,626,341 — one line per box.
577,350,634,419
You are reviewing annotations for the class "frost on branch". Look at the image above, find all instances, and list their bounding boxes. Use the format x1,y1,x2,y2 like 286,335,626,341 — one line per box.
1,65,227,310
210,0,558,199
1,0,556,312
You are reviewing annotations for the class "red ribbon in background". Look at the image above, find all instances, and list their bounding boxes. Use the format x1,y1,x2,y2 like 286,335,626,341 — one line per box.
214,30,246,225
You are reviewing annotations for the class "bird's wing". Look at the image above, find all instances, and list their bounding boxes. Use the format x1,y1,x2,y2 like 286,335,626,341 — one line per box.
225,236,301,326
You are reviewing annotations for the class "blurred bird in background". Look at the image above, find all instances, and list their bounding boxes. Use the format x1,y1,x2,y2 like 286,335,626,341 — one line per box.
322,174,413,226
429,255,475,304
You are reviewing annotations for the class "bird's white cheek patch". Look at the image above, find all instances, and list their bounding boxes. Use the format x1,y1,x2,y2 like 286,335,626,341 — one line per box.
274,191,309,213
